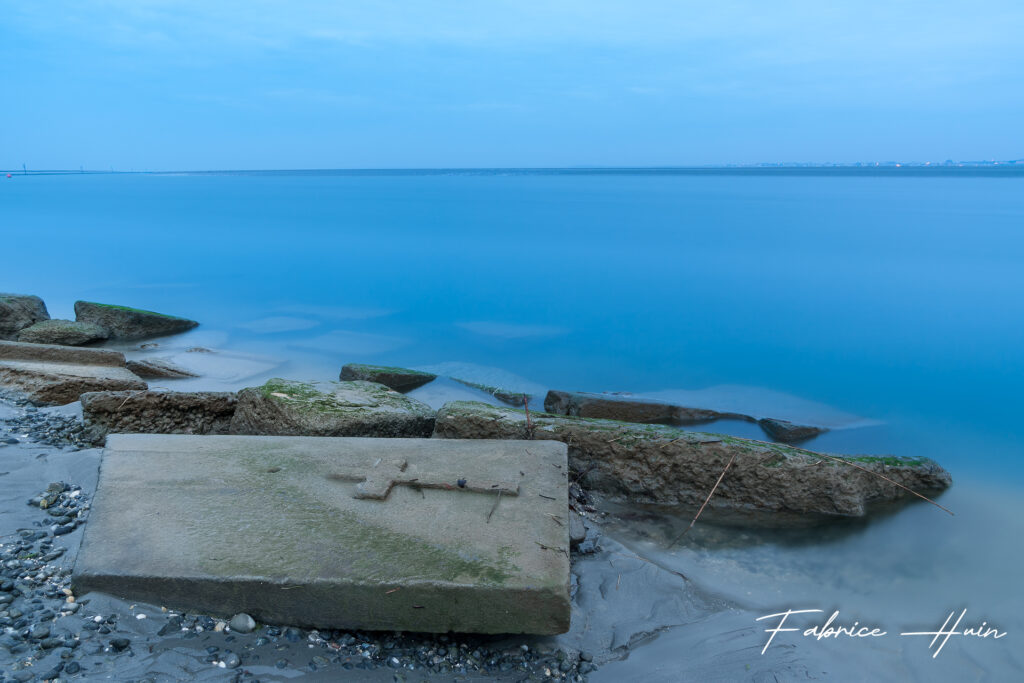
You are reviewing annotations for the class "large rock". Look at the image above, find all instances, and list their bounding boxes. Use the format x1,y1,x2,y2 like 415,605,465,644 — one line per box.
340,363,436,392
125,358,199,379
433,401,952,521
544,390,753,425
0,340,146,405
230,378,435,437
74,434,570,634
81,390,237,444
453,378,529,407
17,319,109,346
74,300,199,340
0,293,49,340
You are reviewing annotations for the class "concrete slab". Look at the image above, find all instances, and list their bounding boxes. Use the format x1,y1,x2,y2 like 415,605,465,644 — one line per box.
74,434,570,634
0,340,147,405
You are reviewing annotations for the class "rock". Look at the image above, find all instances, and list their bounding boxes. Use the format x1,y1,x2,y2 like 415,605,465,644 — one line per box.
0,340,147,405
453,378,529,407
74,433,571,634
758,418,828,444
0,293,49,340
125,358,199,379
229,613,256,634
74,301,199,340
432,401,953,521
544,390,753,425
230,378,435,438
80,390,237,444
16,319,108,346
340,364,436,393
568,511,586,549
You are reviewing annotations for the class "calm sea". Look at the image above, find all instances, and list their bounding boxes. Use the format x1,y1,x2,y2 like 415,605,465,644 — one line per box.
3,169,1023,679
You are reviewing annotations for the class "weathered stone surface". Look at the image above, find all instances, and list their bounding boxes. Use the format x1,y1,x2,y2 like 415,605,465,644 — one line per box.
758,418,828,444
81,390,237,444
0,293,49,340
74,300,199,340
0,340,146,405
454,378,529,407
17,319,109,346
340,363,436,392
125,358,200,379
230,378,435,437
544,390,753,425
74,434,570,634
433,401,952,521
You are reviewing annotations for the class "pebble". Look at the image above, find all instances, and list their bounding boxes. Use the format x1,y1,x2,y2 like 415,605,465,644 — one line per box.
229,612,256,633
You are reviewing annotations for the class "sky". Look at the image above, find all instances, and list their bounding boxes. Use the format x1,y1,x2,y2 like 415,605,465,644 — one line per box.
1,1,1022,170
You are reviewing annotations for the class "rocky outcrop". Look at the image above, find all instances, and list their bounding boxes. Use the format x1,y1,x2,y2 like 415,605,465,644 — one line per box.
0,340,147,405
545,390,829,444
125,358,200,379
17,319,109,346
339,364,436,392
433,401,952,521
453,378,529,407
81,390,237,444
544,390,750,425
74,301,199,340
0,293,49,340
758,418,828,444
230,378,435,438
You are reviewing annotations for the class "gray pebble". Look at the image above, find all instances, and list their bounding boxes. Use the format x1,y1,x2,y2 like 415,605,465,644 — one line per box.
229,612,256,633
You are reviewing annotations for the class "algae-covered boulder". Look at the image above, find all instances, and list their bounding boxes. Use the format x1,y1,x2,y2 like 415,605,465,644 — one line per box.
543,389,753,425
74,301,199,340
18,319,109,346
81,390,237,444
453,378,529,407
339,363,436,393
230,378,435,437
0,293,50,340
433,401,952,522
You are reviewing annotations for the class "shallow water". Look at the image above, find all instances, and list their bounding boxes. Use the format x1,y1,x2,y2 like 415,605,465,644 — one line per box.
3,169,1023,679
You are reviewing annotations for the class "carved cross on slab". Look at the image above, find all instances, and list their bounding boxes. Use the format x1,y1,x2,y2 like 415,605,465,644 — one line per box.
327,457,520,500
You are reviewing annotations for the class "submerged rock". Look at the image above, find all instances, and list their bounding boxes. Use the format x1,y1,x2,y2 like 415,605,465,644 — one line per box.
0,293,50,340
74,301,199,340
125,358,199,379
453,378,530,407
433,401,952,521
80,390,237,444
758,418,829,444
0,340,147,405
339,363,436,392
544,389,753,425
230,378,435,437
17,319,109,346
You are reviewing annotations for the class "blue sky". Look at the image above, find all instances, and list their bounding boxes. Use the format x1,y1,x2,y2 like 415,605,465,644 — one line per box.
2,1,1021,169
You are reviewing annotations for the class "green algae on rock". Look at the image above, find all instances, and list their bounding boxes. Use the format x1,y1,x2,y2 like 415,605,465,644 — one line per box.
433,401,952,522
230,378,435,437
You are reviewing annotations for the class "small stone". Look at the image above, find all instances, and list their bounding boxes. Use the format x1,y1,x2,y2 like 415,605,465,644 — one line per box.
29,624,50,640
109,637,130,652
222,651,241,668
229,612,256,634
283,627,303,642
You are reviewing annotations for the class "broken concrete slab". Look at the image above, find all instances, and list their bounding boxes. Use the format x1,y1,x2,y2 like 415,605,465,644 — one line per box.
80,390,237,444
340,363,437,392
0,293,49,340
74,300,199,340
544,389,754,425
125,358,200,379
73,434,570,634
433,401,952,522
230,378,435,438
17,319,109,346
0,340,146,405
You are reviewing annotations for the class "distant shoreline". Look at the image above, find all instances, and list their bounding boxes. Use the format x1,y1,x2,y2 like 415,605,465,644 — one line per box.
5,165,1024,177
